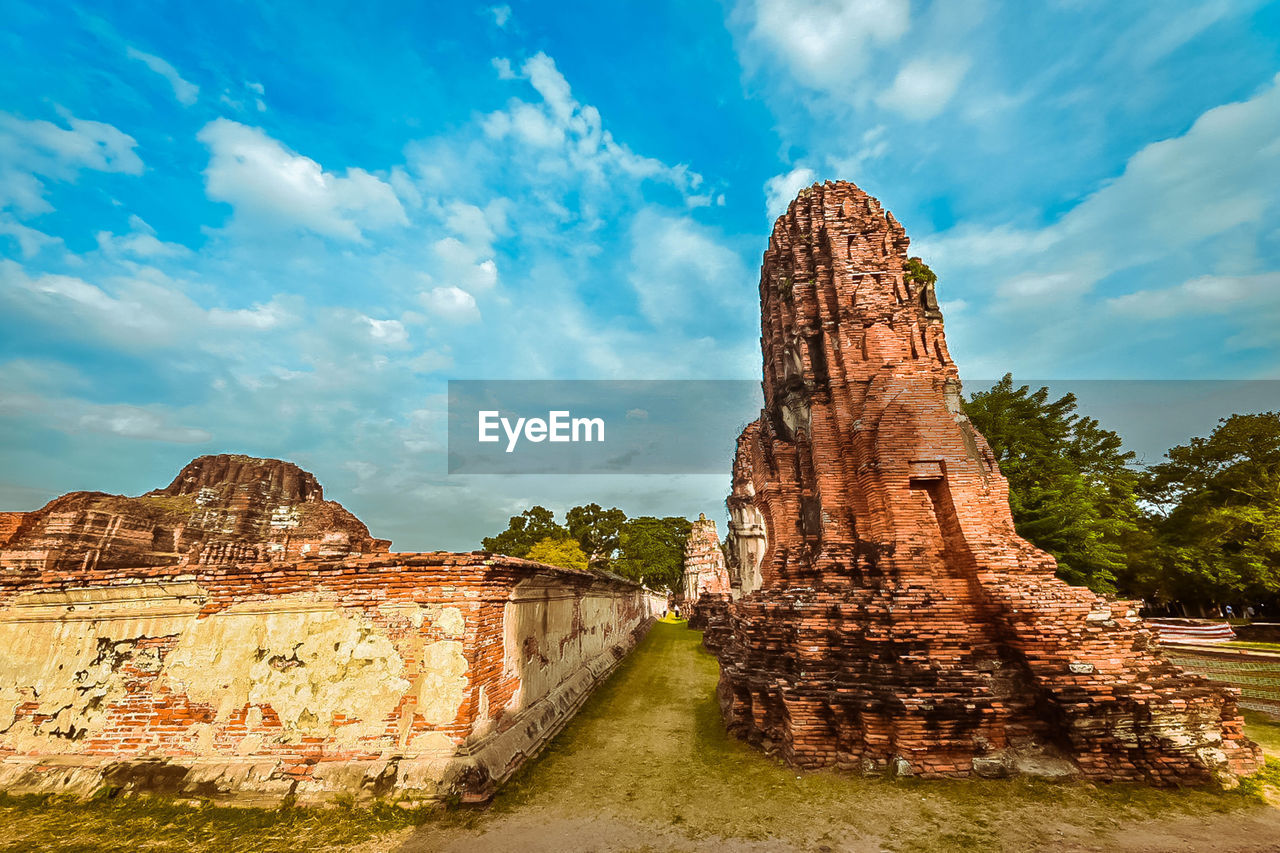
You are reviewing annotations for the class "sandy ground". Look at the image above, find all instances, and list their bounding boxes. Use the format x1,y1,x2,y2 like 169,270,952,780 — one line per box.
388,622,1280,853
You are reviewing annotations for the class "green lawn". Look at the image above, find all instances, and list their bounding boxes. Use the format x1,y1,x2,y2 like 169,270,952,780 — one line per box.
1245,711,1280,755
1223,640,1280,652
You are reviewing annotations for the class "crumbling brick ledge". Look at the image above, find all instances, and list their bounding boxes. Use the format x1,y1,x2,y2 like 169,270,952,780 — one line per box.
0,553,658,804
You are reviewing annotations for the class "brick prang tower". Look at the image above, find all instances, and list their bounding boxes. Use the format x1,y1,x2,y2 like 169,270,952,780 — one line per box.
716,180,1261,785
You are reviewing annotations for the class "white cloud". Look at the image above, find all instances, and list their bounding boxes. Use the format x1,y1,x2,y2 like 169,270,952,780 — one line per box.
0,215,61,258
208,301,291,331
489,5,512,28
125,47,199,106
927,72,1280,287
738,0,910,92
1107,273,1276,320
0,260,292,350
421,285,481,324
1113,0,1248,70
764,166,816,220
0,111,143,216
491,58,516,80
197,118,407,241
826,125,890,179
443,200,502,249
95,215,190,259
0,376,210,444
876,57,971,120
77,406,211,442
430,237,499,292
627,209,749,327
482,52,706,199
364,316,409,346
913,71,1280,373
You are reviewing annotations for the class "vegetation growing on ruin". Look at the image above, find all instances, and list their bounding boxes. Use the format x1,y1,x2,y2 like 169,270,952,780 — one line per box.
903,256,937,288
130,493,199,521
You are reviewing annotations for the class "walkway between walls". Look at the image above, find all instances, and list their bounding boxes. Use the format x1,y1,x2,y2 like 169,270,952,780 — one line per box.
398,623,1280,853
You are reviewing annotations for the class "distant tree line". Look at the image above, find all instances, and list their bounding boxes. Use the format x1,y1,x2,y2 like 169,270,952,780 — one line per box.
480,504,691,592
966,375,1280,617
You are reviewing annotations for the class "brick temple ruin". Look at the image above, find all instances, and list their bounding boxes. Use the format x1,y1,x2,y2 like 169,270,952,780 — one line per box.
0,455,390,572
680,514,731,633
714,180,1262,785
0,455,659,803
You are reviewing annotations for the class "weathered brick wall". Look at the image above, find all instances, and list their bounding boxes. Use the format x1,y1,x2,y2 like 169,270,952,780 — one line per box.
715,180,1262,787
1162,645,1280,719
0,513,25,547
0,553,653,803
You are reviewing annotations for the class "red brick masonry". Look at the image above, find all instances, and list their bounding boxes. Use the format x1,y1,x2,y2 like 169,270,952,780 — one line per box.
715,181,1262,785
0,553,653,802
681,514,732,634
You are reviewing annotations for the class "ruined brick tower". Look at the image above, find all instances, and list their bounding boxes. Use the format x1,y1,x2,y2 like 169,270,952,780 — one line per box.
716,180,1261,784
681,513,731,634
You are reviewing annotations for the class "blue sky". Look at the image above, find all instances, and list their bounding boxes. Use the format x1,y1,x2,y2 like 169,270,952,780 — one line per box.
3,1,1280,551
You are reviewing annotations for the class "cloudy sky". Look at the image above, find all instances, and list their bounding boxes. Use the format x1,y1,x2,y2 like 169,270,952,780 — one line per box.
3,1,1280,551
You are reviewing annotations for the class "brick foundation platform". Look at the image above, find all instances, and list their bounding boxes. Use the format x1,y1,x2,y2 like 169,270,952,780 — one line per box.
714,181,1262,786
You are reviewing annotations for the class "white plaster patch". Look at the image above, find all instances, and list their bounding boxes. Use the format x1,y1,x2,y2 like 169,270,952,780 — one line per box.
163,596,410,742
417,641,468,725
0,585,203,753
436,606,465,638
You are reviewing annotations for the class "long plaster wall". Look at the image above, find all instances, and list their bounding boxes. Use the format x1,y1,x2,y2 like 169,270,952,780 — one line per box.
0,553,657,803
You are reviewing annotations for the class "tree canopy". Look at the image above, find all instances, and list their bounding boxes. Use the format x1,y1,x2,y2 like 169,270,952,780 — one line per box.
479,506,564,559
565,503,627,569
525,536,590,572
964,374,1144,593
481,505,692,592
613,515,693,592
1139,412,1280,603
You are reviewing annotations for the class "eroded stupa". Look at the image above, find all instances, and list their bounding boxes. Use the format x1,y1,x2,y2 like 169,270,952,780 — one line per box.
681,513,731,636
715,181,1261,785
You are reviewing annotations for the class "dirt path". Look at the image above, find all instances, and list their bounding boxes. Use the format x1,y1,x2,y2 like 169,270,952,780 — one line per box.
395,622,1280,853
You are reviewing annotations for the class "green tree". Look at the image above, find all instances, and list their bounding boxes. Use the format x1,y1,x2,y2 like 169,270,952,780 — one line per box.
614,516,693,592
480,506,566,558
565,503,628,570
964,374,1145,594
525,536,591,572
1141,412,1280,603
